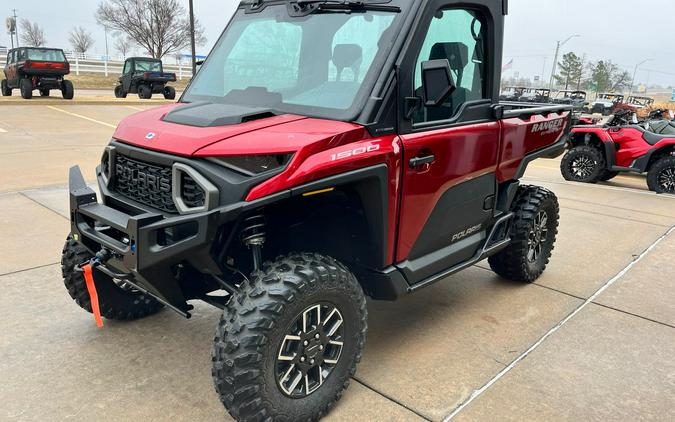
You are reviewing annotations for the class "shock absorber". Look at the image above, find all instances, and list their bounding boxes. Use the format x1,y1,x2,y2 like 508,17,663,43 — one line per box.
240,214,266,272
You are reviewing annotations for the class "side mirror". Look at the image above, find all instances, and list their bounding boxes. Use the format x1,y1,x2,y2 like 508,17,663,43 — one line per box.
421,59,456,107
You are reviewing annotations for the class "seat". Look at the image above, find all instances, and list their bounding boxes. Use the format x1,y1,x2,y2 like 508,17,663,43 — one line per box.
643,122,675,145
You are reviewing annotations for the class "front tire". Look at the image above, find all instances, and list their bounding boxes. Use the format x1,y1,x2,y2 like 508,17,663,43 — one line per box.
1,79,12,96
647,156,675,194
61,237,164,320
560,145,605,183
489,186,560,282
212,253,367,422
114,84,127,98
20,78,33,99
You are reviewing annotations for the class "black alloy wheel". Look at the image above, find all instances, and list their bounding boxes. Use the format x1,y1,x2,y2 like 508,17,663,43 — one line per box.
276,302,345,398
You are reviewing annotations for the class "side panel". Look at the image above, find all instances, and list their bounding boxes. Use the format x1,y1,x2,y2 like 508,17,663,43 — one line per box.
248,134,403,266
498,111,570,182
609,128,659,168
396,122,500,262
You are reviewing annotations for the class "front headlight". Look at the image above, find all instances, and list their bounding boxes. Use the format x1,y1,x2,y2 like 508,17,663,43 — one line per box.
209,154,293,176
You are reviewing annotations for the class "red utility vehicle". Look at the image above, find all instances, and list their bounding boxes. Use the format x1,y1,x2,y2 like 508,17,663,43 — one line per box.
2,47,74,99
561,110,675,193
62,0,571,420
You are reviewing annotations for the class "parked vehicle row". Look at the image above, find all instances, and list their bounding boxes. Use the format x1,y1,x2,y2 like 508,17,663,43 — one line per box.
2,47,177,100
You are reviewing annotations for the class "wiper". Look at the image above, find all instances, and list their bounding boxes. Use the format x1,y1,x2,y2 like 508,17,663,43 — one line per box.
290,0,400,15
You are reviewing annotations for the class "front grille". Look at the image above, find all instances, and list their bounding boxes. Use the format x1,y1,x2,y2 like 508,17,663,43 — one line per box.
113,155,178,213
112,154,208,214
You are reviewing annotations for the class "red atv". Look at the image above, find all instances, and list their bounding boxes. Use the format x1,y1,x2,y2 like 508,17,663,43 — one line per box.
561,110,675,193
61,0,571,420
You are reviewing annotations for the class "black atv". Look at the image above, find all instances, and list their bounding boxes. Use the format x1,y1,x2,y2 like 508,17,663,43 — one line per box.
114,57,177,100
2,47,74,100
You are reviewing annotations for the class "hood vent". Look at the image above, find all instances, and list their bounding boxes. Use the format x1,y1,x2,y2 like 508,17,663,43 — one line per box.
162,102,277,127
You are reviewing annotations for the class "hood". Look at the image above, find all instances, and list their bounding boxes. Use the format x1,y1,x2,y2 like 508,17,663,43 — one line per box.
112,102,367,157
112,103,308,156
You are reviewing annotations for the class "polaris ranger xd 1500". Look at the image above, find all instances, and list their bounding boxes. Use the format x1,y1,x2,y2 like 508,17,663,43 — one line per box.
62,1,572,420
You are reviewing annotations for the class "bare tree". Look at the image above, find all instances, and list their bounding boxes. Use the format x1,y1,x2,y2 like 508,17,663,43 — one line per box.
68,27,95,53
96,0,206,59
20,19,46,47
114,36,135,57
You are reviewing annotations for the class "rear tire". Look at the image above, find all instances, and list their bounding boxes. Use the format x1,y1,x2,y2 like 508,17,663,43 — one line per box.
1,79,12,96
560,145,605,183
212,253,367,422
61,236,164,320
114,84,127,98
61,80,74,100
163,85,176,100
489,186,559,282
647,156,675,194
138,84,152,99
20,78,33,99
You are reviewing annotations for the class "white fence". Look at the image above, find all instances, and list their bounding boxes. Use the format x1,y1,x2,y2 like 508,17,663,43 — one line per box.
0,48,193,80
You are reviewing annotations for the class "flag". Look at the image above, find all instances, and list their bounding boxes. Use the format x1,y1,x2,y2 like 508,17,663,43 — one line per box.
502,59,513,72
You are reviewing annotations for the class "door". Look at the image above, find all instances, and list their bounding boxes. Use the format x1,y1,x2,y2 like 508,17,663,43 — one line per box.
395,5,501,283
5,50,17,84
122,60,133,91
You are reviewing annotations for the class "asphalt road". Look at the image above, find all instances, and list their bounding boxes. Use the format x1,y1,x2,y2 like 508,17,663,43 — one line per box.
1,105,673,421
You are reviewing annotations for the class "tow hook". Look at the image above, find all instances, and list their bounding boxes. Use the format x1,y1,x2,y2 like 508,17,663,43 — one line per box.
75,248,112,328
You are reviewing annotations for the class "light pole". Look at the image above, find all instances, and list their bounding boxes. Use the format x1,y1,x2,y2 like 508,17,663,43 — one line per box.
13,9,19,47
628,59,652,97
549,34,580,89
189,0,197,76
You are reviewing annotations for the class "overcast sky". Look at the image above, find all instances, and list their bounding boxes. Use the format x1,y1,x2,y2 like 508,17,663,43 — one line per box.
2,0,674,87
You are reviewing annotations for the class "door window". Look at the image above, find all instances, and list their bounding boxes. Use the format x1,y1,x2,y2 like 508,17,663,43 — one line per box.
123,60,131,74
413,9,487,124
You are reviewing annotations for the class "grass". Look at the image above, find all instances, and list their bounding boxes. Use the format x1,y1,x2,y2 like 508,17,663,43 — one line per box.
67,72,191,90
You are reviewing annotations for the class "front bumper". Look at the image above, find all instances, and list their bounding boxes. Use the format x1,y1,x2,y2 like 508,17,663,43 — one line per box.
68,165,285,316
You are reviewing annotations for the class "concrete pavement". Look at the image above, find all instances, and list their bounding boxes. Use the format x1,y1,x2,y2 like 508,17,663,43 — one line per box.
0,104,673,421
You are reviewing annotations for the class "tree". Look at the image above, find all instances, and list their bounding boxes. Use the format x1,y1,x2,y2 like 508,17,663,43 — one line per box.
20,19,46,47
69,27,95,54
554,52,583,90
96,0,206,59
589,60,631,92
114,36,135,57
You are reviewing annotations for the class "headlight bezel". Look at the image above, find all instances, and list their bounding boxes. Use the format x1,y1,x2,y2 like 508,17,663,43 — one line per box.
208,154,294,177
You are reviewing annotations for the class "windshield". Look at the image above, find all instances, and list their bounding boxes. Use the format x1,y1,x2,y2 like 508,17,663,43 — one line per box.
27,49,66,62
183,2,405,120
135,60,162,72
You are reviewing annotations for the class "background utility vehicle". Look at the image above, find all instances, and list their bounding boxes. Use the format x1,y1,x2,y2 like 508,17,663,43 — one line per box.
561,108,675,193
552,90,588,110
591,93,624,115
1,47,74,99
62,0,571,420
114,57,177,99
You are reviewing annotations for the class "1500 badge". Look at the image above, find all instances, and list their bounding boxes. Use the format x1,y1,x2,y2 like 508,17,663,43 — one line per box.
331,144,380,161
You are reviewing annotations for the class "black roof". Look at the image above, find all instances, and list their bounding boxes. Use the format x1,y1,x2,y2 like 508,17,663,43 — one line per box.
9,47,65,52
127,57,162,62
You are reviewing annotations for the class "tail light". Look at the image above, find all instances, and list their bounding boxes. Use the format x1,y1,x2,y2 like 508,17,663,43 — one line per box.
24,60,67,70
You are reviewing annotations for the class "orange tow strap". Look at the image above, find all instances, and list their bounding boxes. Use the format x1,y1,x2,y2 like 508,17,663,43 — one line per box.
82,264,104,328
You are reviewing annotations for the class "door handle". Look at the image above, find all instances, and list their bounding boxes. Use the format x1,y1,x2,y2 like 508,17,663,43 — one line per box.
409,155,435,169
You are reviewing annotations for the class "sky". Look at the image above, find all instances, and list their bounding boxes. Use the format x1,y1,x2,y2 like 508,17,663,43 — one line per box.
2,0,675,87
